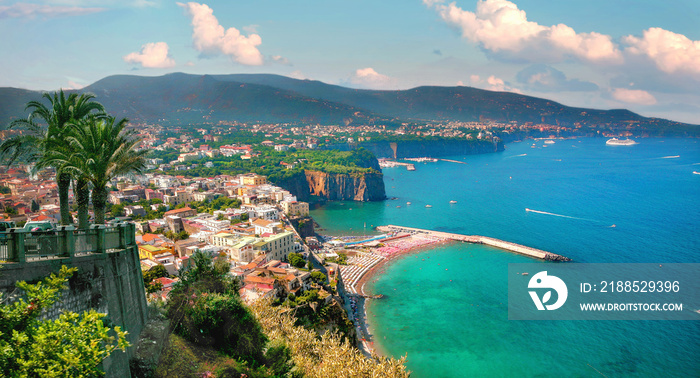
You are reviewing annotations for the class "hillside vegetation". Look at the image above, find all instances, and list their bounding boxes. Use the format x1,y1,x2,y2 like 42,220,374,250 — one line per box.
1,73,696,135
146,252,408,378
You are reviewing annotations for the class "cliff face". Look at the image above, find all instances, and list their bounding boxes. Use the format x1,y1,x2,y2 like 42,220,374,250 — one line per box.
304,171,386,201
274,170,311,201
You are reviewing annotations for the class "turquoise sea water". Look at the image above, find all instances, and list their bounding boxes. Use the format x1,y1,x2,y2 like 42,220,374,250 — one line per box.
310,138,700,377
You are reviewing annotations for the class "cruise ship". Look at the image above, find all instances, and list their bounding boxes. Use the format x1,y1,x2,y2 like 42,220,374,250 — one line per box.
606,137,637,146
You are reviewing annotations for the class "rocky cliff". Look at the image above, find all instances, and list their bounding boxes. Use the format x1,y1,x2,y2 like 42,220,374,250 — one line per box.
304,171,385,201
272,169,386,202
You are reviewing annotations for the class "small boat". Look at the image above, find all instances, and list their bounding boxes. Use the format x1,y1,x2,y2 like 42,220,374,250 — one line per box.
693,171,700,175
544,140,555,144
522,272,529,276
406,202,412,205
449,200,457,204
396,206,401,208
425,205,432,208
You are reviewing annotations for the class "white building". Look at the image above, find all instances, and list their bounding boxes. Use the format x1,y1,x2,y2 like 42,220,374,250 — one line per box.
261,231,295,262
210,232,242,248
252,218,283,235
280,200,309,216
228,236,258,263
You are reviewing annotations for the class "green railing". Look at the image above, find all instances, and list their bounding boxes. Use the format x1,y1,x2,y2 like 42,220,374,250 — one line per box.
0,223,136,264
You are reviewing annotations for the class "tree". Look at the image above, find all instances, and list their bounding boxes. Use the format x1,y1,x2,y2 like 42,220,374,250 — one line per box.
143,265,169,294
0,265,129,377
310,271,326,284
250,299,408,378
45,115,147,224
0,90,105,226
287,253,305,269
0,186,10,194
111,203,125,217
166,252,266,363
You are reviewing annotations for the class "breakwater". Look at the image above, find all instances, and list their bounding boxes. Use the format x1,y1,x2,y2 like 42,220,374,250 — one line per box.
376,225,570,261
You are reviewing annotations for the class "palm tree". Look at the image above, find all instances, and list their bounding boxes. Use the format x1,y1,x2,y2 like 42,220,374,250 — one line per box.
0,90,104,225
47,116,147,224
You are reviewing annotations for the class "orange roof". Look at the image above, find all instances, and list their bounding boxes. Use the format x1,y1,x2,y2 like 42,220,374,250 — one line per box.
164,207,194,216
244,275,275,285
241,262,257,271
268,267,287,275
153,277,176,286
142,233,161,242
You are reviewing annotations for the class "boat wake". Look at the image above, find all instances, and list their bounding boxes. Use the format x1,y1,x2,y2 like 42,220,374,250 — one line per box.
508,153,527,158
660,155,680,159
525,208,597,222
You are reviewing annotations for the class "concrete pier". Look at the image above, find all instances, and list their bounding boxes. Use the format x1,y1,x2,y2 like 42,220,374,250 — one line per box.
376,225,571,261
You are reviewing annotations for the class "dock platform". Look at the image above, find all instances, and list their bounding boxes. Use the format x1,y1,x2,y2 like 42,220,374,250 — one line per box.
376,225,571,261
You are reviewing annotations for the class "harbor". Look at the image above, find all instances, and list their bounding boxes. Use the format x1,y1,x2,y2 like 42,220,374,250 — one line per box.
335,224,570,296
377,159,416,171
376,225,571,261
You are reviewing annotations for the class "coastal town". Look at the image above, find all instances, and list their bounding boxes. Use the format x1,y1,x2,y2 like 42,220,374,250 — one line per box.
0,89,678,378
0,147,571,360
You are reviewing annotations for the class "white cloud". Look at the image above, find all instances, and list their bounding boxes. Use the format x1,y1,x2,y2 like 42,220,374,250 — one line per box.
469,74,521,93
349,68,394,89
64,80,85,90
623,27,700,77
289,70,307,80
612,88,657,105
426,0,622,64
271,55,290,65
0,3,105,19
123,42,176,68
242,24,259,34
178,2,264,66
516,64,598,92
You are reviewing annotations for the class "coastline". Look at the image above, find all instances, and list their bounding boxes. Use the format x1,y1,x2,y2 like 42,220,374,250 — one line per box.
339,234,451,358
339,226,567,358
315,138,700,377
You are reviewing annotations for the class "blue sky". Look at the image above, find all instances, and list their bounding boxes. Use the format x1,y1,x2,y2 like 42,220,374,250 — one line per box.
2,0,700,124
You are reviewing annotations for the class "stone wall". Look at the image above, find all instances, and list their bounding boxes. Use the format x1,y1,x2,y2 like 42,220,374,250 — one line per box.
0,247,148,378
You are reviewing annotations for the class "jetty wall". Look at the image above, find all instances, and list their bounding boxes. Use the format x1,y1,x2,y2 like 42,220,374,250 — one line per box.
377,225,570,261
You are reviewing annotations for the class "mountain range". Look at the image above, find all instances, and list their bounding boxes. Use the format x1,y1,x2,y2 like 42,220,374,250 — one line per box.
0,73,696,133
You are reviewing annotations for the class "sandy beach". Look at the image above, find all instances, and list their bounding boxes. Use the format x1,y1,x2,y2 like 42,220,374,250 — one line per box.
338,233,451,357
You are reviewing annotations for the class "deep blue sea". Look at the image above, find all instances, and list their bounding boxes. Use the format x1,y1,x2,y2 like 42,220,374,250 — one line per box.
310,138,700,377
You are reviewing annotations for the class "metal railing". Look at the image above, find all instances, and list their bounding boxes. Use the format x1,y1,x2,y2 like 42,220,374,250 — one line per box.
0,223,136,264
